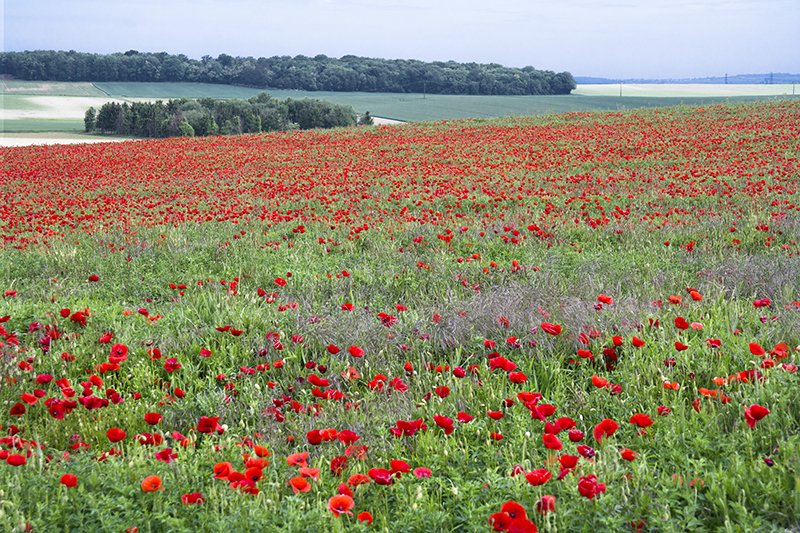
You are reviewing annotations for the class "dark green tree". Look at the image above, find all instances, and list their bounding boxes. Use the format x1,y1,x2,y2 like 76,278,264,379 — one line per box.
95,102,121,133
358,111,374,126
84,107,96,132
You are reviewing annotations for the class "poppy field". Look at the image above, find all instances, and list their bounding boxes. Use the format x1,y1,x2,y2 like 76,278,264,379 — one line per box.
1,99,799,532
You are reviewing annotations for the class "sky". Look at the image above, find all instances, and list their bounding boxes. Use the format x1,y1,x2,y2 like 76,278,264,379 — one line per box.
3,0,799,79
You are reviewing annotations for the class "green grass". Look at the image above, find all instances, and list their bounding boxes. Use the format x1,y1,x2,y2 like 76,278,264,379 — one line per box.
0,118,85,133
93,82,270,99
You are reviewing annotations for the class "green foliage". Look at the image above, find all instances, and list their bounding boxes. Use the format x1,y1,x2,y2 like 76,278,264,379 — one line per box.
83,107,96,132
84,93,358,138
358,111,374,126
177,119,195,137
0,50,577,95
95,102,121,133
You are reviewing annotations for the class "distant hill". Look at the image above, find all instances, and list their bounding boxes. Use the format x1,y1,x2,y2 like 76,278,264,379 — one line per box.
576,73,800,84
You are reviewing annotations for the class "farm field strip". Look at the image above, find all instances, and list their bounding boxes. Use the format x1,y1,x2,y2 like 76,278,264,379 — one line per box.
573,83,798,98
0,100,799,532
0,81,107,97
2,81,798,135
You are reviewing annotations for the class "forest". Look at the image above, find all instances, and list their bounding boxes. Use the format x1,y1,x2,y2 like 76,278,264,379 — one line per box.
84,93,368,138
1,50,576,95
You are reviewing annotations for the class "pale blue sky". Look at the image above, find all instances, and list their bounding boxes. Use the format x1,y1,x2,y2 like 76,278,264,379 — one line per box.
3,0,799,79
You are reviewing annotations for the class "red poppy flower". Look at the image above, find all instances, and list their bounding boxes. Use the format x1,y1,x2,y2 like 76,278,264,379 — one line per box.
525,468,552,486
9,402,26,416
568,429,584,442
674,317,689,330
629,413,653,428
347,473,371,486
445,411,471,427
89,275,99,282
288,476,310,494
620,448,639,461
559,454,579,470
389,460,411,476
298,467,319,480
578,474,606,499
106,428,126,443
593,418,619,444
577,445,596,458
541,323,562,335
749,343,765,356
498,501,526,520
434,415,454,434
181,492,205,504
60,474,78,487
598,294,613,305
6,454,27,466
213,462,234,479
542,433,563,450
20,393,37,405
413,467,432,478
141,475,164,492
323,344,340,356
675,341,689,351
357,512,373,524
164,358,181,372
333,483,352,498
367,467,394,485
330,456,348,474
244,466,263,483
328,494,355,517
536,495,556,515
348,345,365,358
435,386,450,398
154,448,177,464
287,452,309,468
508,371,528,384
488,512,512,532
197,416,221,434
744,404,770,429
144,412,162,425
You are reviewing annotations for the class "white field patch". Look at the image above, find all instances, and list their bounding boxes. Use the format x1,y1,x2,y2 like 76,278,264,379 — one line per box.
372,116,404,125
0,132,132,147
574,84,798,98
0,96,127,121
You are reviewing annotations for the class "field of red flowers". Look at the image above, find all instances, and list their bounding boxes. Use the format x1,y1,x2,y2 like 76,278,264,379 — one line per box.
1,100,799,532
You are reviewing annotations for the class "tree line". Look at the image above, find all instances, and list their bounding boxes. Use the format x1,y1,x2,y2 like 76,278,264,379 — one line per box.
84,93,371,138
1,50,576,95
